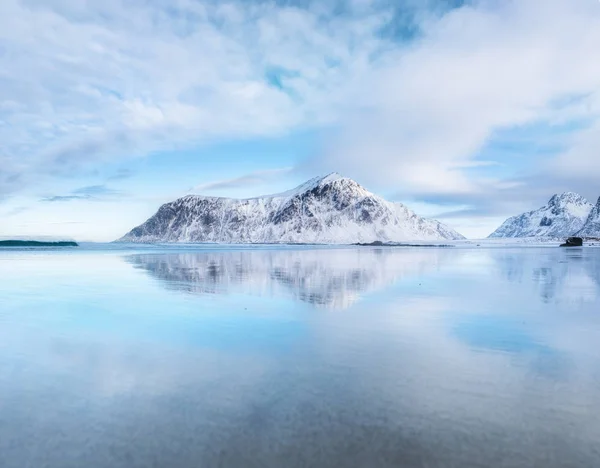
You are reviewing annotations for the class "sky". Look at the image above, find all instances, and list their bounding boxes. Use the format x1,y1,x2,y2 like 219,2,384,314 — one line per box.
1,0,600,241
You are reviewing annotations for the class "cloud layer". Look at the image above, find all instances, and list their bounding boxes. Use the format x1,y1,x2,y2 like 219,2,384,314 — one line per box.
311,0,600,205
190,167,293,194
0,0,390,195
1,0,600,231
41,185,124,202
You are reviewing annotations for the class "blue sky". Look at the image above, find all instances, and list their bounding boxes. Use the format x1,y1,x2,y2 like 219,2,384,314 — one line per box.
1,0,600,241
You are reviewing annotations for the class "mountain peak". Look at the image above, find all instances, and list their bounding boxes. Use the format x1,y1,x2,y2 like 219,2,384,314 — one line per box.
186,173,357,202
302,172,353,189
549,192,588,207
321,171,344,180
272,172,366,200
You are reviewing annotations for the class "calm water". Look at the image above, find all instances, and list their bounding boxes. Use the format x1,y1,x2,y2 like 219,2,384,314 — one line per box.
1,246,599,468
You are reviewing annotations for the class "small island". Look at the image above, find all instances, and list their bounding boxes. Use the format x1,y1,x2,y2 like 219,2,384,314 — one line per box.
0,240,78,247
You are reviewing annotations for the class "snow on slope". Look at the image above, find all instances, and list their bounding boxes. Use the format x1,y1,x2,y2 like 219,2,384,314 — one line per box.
489,192,593,238
119,173,464,243
578,197,600,237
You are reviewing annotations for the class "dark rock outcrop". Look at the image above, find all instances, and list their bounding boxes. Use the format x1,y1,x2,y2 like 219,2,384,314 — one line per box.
560,237,583,247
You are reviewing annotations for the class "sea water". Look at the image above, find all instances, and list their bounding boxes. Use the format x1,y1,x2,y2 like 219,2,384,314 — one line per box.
0,245,599,467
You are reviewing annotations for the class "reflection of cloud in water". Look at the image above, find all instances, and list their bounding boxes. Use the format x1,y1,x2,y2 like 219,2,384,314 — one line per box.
452,315,572,381
125,248,453,309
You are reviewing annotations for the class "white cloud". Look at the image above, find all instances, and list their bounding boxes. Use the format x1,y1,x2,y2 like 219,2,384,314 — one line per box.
0,0,388,195
190,167,293,194
311,0,600,202
551,113,600,179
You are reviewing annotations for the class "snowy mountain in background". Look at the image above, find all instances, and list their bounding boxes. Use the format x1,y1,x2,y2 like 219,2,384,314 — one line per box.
119,173,464,243
489,192,593,238
578,197,600,237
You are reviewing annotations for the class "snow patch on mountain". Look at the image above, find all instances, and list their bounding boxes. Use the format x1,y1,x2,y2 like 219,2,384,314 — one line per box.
119,173,464,243
489,192,593,238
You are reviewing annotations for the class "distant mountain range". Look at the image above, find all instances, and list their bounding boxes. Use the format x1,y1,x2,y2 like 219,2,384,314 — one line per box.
119,173,465,243
489,192,600,238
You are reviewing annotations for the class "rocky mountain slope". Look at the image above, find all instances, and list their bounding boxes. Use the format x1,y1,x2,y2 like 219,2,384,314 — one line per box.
119,173,464,243
489,192,593,238
578,197,600,237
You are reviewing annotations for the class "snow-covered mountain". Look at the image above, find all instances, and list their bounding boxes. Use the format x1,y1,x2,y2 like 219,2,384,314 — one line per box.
578,197,600,237
119,173,464,243
489,192,593,238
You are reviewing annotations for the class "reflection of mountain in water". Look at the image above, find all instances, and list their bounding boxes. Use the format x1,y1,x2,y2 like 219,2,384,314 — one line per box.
493,249,600,303
126,248,451,309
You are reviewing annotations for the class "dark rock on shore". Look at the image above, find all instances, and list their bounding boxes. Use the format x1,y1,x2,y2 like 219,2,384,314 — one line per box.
560,237,583,247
